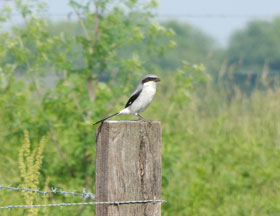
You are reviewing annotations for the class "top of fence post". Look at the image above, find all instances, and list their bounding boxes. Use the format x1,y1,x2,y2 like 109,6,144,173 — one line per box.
95,120,162,216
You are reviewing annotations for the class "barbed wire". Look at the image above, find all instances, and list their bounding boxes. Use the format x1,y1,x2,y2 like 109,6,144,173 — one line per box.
0,185,95,200
0,185,166,210
0,200,166,210
2,12,280,19
159,14,278,18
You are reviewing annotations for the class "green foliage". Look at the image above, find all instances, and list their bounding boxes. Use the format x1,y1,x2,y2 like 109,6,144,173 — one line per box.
1,0,280,215
0,0,176,215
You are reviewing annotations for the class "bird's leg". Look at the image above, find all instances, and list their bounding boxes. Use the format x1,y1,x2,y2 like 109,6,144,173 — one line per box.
136,113,145,120
136,114,152,124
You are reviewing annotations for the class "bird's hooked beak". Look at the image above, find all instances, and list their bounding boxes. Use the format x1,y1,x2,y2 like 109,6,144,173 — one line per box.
155,77,160,82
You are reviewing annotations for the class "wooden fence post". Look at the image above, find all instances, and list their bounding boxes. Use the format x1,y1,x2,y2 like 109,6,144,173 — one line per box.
95,120,162,216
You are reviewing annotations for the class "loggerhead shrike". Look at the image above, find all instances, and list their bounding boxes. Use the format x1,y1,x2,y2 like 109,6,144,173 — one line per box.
93,74,160,125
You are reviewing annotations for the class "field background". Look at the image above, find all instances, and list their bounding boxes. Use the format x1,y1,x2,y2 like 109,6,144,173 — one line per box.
1,1,280,215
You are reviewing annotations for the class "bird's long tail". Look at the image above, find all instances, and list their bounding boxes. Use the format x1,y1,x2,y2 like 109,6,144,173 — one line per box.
93,112,120,125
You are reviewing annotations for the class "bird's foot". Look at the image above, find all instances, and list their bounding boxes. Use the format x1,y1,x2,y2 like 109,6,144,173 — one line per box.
139,118,147,122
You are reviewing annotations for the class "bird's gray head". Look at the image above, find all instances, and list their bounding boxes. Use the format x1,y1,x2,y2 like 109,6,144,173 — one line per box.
141,74,160,84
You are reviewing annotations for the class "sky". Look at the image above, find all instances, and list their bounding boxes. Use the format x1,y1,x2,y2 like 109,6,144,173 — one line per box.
158,0,280,46
1,0,280,46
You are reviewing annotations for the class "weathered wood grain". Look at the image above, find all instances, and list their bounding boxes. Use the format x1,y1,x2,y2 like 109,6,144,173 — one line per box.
95,120,162,216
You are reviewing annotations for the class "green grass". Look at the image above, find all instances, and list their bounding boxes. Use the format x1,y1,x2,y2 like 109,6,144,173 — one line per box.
1,86,280,215
158,87,280,215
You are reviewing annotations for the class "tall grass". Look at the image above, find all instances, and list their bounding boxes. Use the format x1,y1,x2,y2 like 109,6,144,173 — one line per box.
1,83,280,215
155,85,280,216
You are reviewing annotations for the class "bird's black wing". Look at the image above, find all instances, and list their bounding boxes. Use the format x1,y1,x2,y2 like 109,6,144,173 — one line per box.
125,89,142,108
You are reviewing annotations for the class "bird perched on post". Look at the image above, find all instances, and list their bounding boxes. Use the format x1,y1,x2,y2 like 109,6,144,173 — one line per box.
93,74,160,125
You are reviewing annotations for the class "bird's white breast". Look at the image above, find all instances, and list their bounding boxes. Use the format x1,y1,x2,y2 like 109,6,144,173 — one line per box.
129,81,157,114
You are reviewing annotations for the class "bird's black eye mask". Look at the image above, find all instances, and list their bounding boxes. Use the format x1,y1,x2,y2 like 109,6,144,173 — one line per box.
142,77,159,84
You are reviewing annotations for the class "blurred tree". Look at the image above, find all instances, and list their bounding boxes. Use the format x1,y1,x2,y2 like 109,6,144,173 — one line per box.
227,18,280,77
45,20,215,75
154,21,216,72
